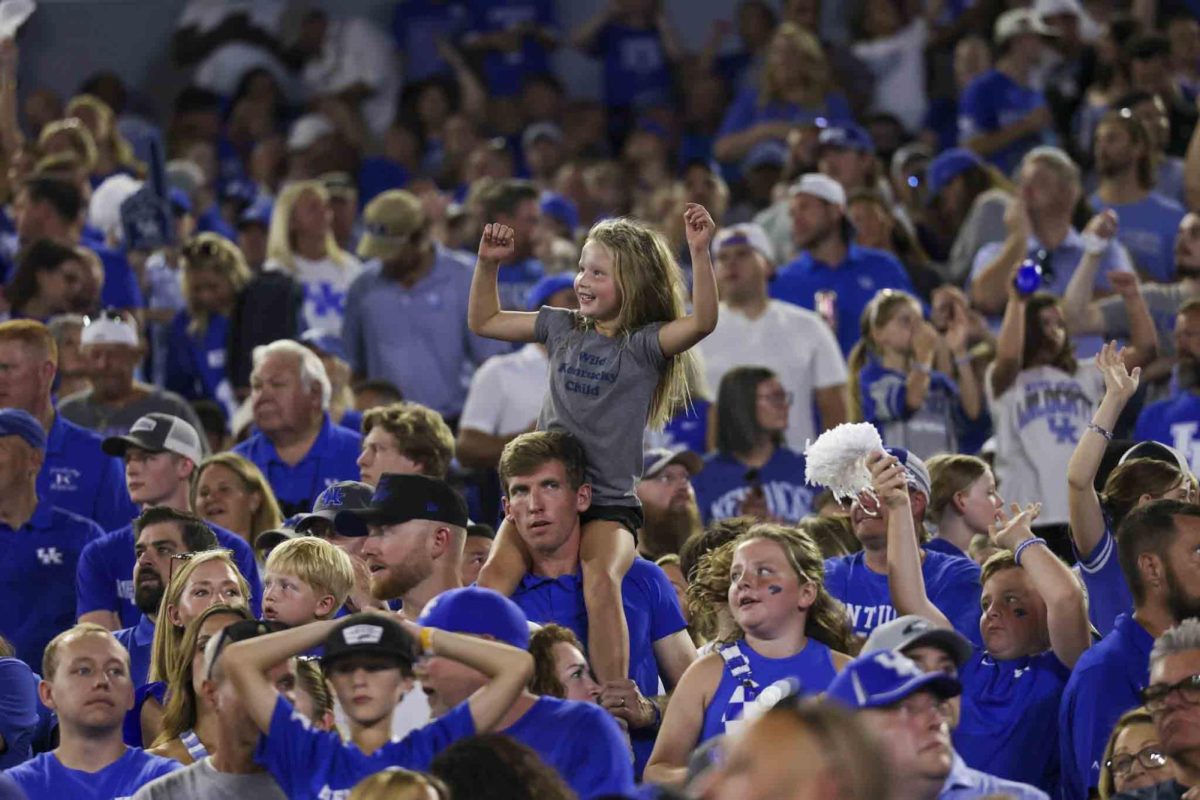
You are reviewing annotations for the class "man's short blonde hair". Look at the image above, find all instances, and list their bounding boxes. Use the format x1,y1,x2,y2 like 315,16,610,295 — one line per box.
361,401,455,479
43,622,126,680
264,537,355,616
0,319,57,365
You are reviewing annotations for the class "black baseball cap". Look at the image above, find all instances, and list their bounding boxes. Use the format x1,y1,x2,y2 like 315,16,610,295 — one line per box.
295,481,375,535
334,474,469,537
321,612,418,670
205,618,289,679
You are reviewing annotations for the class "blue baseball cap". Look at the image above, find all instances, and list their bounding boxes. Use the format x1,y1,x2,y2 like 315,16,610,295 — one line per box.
925,148,985,203
538,192,579,234
818,124,875,155
299,328,348,362
418,586,530,649
526,273,575,311
168,187,193,216
827,650,961,710
741,140,788,173
884,447,932,499
0,408,45,451
238,195,274,228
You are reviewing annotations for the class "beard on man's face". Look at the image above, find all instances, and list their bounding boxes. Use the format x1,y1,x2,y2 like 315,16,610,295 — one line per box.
1165,562,1200,623
639,498,703,561
134,569,165,616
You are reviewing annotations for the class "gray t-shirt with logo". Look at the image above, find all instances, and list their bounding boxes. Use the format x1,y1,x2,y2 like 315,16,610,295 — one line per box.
132,757,286,800
535,306,666,506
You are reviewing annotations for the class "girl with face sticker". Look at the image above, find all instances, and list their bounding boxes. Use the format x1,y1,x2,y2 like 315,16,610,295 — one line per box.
876,447,1091,795
643,525,854,788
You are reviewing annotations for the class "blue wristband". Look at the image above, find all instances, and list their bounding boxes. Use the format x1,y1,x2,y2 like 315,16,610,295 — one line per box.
1013,536,1047,566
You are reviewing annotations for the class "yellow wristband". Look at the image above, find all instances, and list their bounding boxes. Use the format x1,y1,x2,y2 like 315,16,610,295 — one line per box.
420,626,435,654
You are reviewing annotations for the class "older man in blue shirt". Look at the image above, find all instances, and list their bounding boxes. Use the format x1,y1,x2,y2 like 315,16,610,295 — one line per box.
344,190,508,422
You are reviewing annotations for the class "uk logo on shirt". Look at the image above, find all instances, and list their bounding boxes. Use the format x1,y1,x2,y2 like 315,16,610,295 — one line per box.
37,547,63,566
317,787,351,800
49,467,80,492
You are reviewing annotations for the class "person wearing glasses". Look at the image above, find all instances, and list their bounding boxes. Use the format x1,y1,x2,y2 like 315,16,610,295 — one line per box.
1121,618,1200,799
1060,501,1200,800
692,366,817,525
1099,707,1176,799
634,447,704,562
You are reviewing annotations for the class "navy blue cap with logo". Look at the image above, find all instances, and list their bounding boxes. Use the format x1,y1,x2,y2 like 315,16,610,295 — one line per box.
334,473,469,537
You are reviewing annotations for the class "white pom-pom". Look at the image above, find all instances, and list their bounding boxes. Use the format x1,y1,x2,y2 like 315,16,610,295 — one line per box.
804,422,884,503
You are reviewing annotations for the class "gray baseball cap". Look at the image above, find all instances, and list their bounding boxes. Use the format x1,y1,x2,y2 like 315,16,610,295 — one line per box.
862,615,973,668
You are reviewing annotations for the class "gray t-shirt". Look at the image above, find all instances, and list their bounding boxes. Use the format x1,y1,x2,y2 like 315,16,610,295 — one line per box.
58,386,209,449
1097,282,1191,359
535,306,666,506
131,757,286,800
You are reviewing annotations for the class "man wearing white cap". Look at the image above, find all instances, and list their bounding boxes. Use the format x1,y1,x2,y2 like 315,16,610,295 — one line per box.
769,174,915,355
699,222,847,448
59,311,206,442
959,9,1054,176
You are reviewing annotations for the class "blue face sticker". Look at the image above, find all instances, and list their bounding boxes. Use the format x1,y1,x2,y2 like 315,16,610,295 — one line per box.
767,585,783,595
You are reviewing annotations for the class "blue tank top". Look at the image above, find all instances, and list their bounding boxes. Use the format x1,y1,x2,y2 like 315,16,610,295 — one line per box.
700,637,838,742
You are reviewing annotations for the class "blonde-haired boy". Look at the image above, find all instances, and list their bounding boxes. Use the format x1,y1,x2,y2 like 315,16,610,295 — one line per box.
262,537,355,625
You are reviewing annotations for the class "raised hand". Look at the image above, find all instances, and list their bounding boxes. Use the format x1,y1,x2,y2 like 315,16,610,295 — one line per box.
1004,197,1031,241
989,502,1042,552
478,223,516,263
1095,339,1141,403
1108,270,1140,299
867,450,909,510
683,202,716,252
1084,209,1119,240
912,320,940,361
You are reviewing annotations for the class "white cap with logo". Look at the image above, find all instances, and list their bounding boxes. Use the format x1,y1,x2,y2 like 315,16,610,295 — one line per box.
788,173,847,209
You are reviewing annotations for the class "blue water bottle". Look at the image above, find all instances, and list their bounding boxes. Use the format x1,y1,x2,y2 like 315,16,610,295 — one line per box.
1013,258,1043,297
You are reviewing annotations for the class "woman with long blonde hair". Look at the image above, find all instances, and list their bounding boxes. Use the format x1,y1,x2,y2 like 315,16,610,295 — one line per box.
191,452,284,549
645,524,854,787
265,180,360,334
65,94,145,180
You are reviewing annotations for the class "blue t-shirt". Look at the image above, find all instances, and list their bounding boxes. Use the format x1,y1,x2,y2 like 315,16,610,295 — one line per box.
1135,391,1200,473
700,638,837,743
860,357,960,459
40,414,138,533
958,69,1049,175
255,694,474,799
112,615,155,689
955,649,1071,794
1088,192,1187,283
164,311,237,420
6,747,179,799
233,413,362,518
391,0,469,82
0,503,104,665
497,258,544,312
0,658,37,770
74,521,262,629
824,549,984,648
465,0,556,96
691,448,815,524
659,398,710,456
587,23,674,110
770,245,916,355
1058,613,1154,800
94,244,145,310
717,85,853,145
1074,527,1131,637
512,558,687,776
505,696,635,800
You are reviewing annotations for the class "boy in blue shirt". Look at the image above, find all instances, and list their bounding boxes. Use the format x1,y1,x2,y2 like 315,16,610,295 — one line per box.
872,446,1092,795
0,408,105,666
223,605,534,799
1136,304,1200,472
419,586,636,799
6,625,179,798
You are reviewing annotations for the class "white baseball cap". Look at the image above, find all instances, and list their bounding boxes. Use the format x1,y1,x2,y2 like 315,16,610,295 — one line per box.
788,173,846,209
1034,0,1082,18
995,8,1056,43
712,223,776,266
81,313,139,347
287,113,335,152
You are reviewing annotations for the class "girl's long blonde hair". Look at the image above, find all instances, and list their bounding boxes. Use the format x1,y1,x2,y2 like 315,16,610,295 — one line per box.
149,550,251,683
583,217,695,428
181,233,252,336
153,603,252,749
65,94,145,177
266,181,353,273
847,289,922,422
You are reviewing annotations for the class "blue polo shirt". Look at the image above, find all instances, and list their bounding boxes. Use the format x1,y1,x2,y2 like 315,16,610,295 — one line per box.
164,311,237,420
586,23,674,110
39,414,137,532
1135,392,1200,473
391,0,469,82
6,747,178,799
0,658,37,770
939,751,1050,800
255,694,474,799
770,245,916,355
512,557,687,777
233,413,362,518
691,447,815,524
74,521,262,629
824,549,984,648
958,69,1049,175
0,502,103,665
1058,613,1154,800
1074,527,1131,637
505,696,636,800
113,615,155,688
465,0,556,96
1088,192,1186,283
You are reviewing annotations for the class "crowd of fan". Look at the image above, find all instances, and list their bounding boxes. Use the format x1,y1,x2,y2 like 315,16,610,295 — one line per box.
0,0,1200,799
